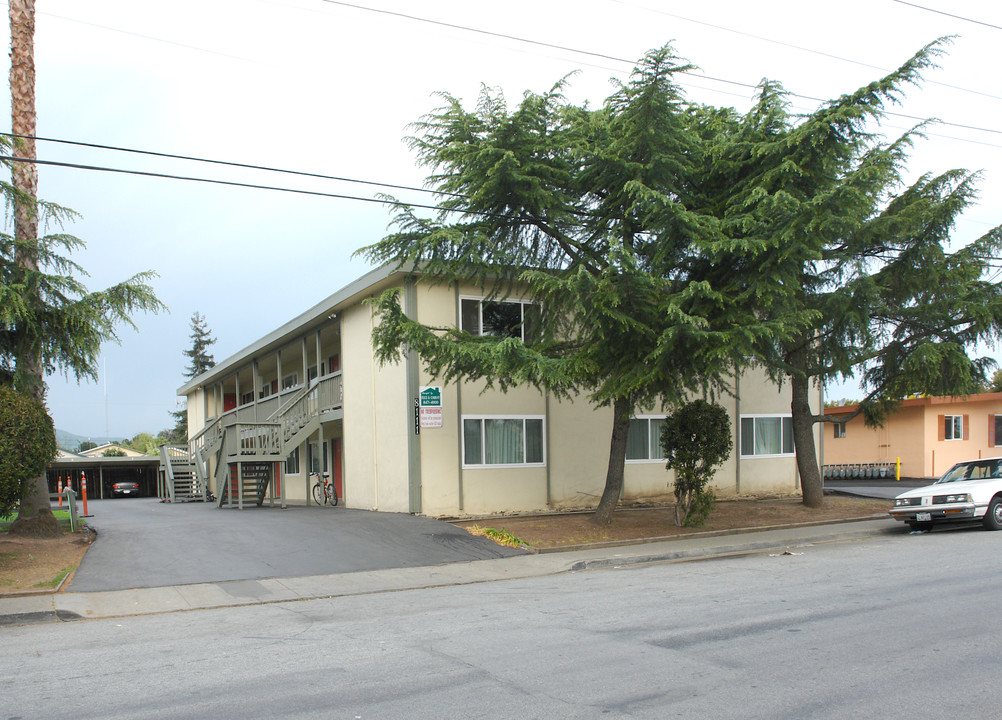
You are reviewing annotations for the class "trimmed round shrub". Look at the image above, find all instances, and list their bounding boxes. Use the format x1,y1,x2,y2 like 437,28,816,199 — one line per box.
661,399,732,527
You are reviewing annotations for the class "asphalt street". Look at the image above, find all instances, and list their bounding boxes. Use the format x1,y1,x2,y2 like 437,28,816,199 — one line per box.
67,498,523,592
3,521,999,719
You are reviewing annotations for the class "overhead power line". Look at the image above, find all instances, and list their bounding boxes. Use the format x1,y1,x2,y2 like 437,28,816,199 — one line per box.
320,0,1002,137
0,154,446,212
891,0,1002,31
612,0,1002,101
0,132,456,198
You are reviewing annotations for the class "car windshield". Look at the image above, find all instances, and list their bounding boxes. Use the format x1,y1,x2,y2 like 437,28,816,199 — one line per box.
937,460,1002,483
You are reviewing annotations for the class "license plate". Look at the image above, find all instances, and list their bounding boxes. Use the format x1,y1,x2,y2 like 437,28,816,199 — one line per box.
916,512,932,522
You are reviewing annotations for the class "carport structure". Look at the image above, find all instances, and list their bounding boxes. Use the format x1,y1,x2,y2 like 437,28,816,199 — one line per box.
48,456,161,500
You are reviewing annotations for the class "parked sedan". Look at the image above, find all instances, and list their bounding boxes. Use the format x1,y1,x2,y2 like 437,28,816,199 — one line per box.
111,480,140,497
890,458,1002,531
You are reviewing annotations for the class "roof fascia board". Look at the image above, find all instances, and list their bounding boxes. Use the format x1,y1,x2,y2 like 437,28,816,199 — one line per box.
177,263,408,396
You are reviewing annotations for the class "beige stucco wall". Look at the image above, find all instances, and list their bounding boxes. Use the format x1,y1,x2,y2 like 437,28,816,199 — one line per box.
342,294,410,512
185,387,207,440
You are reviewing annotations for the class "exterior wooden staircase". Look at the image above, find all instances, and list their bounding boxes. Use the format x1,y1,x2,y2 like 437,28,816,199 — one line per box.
167,373,343,509
158,445,205,502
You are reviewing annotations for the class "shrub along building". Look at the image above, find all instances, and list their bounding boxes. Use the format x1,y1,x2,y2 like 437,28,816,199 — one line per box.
172,266,820,516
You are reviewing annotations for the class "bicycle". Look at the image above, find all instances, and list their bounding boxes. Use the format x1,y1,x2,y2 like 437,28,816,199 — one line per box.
311,472,338,507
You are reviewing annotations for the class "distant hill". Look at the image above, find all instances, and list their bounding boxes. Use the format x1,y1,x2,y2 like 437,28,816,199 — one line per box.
55,428,126,452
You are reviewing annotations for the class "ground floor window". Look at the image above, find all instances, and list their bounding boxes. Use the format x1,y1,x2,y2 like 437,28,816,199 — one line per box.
944,414,964,441
626,416,667,461
463,416,545,467
307,441,327,474
993,415,1002,447
285,447,300,475
740,415,794,457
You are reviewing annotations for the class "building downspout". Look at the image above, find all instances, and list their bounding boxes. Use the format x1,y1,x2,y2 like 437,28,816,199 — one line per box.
734,366,741,495
545,391,551,507
455,285,464,513
404,279,422,514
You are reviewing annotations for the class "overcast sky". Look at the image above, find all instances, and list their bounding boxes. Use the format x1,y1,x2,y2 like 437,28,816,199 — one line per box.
4,0,1000,440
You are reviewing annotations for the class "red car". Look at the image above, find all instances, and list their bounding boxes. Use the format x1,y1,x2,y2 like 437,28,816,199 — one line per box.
111,481,140,497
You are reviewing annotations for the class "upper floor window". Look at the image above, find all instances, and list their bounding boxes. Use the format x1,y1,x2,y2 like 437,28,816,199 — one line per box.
626,416,667,461
833,422,846,439
239,390,254,406
282,372,299,390
461,297,540,343
741,415,794,457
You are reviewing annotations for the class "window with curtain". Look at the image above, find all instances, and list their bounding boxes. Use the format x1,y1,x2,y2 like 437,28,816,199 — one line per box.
626,416,668,461
463,416,545,466
740,416,794,457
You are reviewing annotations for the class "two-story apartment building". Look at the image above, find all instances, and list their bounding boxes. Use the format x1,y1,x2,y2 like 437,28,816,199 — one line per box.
176,265,819,516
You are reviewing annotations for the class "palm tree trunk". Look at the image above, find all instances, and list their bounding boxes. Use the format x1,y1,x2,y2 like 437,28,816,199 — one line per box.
8,0,59,537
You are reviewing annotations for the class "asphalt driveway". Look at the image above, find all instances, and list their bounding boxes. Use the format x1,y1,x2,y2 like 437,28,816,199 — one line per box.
70,498,523,592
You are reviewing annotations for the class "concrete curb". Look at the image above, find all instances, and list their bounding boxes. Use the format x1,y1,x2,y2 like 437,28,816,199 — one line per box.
0,517,899,628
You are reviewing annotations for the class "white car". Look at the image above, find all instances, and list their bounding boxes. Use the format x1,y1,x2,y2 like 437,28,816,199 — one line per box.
890,458,1002,531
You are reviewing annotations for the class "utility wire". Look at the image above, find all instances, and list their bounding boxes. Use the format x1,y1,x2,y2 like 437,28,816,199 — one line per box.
891,0,1002,31
613,0,1002,101
0,155,448,212
0,131,457,198
319,0,1002,137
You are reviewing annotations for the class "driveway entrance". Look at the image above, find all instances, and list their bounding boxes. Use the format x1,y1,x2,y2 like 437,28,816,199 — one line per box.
69,499,523,592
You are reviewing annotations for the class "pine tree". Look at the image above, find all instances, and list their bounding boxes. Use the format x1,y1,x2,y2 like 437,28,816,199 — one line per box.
360,46,795,524
169,312,216,444
3,1,164,535
713,39,1002,506
360,40,1002,518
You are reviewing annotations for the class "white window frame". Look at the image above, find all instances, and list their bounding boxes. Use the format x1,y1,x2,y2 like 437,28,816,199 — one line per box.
625,415,668,463
944,414,963,441
833,422,846,439
281,372,299,391
239,390,255,407
462,414,546,469
740,414,795,458
460,296,539,342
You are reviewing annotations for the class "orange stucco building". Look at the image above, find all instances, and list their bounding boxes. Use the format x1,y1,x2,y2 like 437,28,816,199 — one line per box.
824,393,1002,479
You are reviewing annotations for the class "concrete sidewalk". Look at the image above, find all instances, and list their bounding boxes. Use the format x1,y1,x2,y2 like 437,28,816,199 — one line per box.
0,516,901,627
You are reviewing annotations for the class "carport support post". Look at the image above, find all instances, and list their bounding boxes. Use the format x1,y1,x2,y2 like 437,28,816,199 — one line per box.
99,464,104,499
238,462,244,510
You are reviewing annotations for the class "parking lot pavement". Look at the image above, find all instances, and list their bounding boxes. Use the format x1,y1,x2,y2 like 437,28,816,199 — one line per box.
825,479,927,500
68,498,523,592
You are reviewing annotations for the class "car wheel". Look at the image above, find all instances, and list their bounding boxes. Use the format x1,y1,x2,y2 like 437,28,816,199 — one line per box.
907,521,933,532
982,497,1002,531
